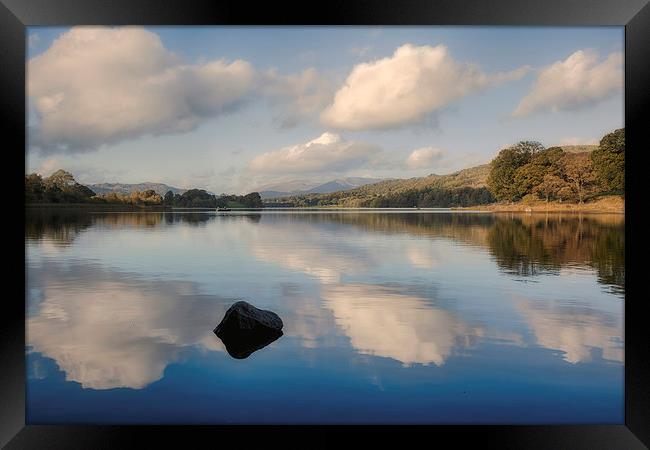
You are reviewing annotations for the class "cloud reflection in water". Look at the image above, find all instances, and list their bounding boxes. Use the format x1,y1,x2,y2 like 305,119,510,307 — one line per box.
27,262,231,389
516,297,623,364
321,284,484,366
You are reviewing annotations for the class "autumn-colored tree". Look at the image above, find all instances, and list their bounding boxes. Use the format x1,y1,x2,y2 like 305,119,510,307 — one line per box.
560,153,597,203
591,128,624,192
140,189,162,204
532,173,567,202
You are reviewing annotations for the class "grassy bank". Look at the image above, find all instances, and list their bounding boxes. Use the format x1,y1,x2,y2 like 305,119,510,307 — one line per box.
454,195,624,213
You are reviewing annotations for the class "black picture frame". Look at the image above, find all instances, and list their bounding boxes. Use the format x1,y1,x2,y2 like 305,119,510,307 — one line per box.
3,0,649,447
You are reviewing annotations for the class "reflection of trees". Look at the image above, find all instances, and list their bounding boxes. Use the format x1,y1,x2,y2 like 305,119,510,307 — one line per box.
269,212,624,293
588,223,625,294
486,215,624,293
306,212,494,249
244,213,261,223
26,209,93,245
93,212,164,229
486,218,562,276
163,212,212,226
27,209,625,294
26,209,169,246
25,210,225,245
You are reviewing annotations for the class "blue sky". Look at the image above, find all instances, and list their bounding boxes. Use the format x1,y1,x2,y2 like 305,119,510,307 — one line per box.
26,26,624,193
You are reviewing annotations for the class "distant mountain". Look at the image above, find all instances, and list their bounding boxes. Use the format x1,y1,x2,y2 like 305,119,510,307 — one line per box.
265,164,492,207
89,182,186,196
258,177,386,199
257,179,316,194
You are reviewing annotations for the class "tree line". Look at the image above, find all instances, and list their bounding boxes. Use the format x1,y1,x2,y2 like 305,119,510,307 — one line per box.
25,170,96,204
162,189,263,208
486,128,624,203
25,169,263,208
282,185,494,208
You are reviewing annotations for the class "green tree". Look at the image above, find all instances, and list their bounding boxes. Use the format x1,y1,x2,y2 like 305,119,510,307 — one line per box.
591,128,624,192
177,189,217,207
40,169,96,203
164,190,174,205
241,192,263,208
514,146,565,198
44,169,76,190
25,173,45,203
487,141,544,201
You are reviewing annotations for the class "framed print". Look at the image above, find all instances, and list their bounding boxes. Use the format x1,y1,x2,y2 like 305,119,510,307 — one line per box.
2,0,649,447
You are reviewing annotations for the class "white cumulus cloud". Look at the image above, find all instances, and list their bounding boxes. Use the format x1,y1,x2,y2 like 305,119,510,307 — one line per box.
406,147,446,169
248,132,380,175
513,50,623,117
28,26,256,153
321,43,528,131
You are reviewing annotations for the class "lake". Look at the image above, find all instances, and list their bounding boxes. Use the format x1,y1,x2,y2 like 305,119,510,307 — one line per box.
25,209,625,424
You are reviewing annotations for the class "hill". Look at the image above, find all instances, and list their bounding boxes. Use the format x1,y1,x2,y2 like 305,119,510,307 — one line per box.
268,164,493,208
559,144,597,154
258,177,385,199
89,182,186,196
350,164,490,197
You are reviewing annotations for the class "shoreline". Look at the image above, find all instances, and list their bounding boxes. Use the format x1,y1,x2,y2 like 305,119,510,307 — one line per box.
453,195,624,214
25,195,625,214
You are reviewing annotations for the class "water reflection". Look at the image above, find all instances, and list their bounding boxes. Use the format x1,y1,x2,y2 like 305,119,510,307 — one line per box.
245,218,378,283
26,209,93,245
26,210,624,293
516,297,623,364
406,246,440,269
276,283,341,350
25,209,624,421
321,284,484,366
486,214,624,293
250,212,624,293
27,262,231,389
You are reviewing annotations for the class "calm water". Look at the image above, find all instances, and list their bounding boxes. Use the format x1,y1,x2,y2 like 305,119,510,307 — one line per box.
25,209,625,424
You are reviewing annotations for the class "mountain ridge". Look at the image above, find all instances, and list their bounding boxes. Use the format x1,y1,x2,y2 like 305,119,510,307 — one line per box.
258,177,387,199
88,182,186,196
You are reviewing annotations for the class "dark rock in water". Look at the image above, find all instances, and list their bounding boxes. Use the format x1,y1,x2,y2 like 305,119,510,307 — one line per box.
215,301,283,333
214,301,283,359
